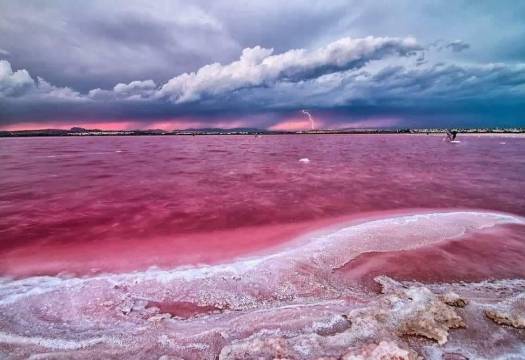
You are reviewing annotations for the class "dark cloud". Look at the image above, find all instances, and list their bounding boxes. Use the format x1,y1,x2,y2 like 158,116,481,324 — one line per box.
200,1,351,52
0,0,240,91
446,40,470,53
1,50,524,129
2,0,523,90
0,0,524,129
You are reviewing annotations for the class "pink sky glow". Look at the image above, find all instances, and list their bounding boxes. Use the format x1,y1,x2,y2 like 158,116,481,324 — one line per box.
0,116,400,132
0,118,251,131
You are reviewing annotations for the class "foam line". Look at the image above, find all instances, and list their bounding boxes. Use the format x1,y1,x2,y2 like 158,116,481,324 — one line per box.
0,210,522,305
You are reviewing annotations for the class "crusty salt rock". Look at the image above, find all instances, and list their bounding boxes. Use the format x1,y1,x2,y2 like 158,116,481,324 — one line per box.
118,303,133,315
353,277,466,345
375,276,409,295
442,352,469,360
341,341,420,360
485,293,525,329
440,292,467,308
396,291,464,344
397,287,465,344
101,300,114,307
219,337,294,360
147,313,172,322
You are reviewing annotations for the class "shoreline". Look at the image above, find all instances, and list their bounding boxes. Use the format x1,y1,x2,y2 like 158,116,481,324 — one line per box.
1,130,525,138
1,209,524,359
1,207,518,280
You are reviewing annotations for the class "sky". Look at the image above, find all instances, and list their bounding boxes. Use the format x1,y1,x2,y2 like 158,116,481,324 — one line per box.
0,0,524,130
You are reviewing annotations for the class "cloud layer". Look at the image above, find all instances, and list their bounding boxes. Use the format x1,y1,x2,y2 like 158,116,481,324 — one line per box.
0,36,424,113
1,0,524,129
157,36,420,103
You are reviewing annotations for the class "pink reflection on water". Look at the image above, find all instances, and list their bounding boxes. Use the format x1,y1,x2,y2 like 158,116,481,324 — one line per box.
0,134,524,277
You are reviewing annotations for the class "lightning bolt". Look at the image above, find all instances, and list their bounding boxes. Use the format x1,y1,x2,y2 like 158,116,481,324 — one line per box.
301,110,315,130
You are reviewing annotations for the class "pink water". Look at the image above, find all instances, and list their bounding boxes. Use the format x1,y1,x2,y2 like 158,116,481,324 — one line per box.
1,135,525,359
1,135,524,277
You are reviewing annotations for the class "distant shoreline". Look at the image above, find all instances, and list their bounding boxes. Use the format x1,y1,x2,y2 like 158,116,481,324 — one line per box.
1,128,524,138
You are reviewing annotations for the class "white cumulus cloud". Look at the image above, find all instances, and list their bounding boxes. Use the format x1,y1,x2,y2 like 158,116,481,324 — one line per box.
0,59,34,96
89,79,157,100
0,59,82,100
157,36,421,103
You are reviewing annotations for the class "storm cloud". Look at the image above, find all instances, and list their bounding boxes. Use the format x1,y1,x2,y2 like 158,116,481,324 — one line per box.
157,36,420,103
0,0,524,129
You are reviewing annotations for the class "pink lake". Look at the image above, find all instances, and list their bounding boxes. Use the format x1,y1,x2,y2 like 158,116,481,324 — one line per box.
1,134,524,277
2,134,525,359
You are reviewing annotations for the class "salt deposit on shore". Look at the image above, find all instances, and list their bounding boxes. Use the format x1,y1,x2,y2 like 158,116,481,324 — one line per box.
1,211,524,359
